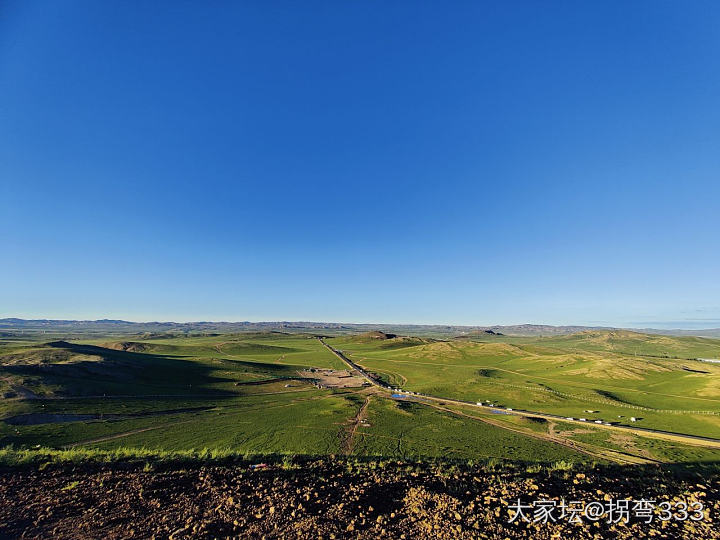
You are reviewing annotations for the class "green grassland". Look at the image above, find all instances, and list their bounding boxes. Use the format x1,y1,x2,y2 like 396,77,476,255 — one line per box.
2,330,720,466
349,396,581,462
328,330,720,439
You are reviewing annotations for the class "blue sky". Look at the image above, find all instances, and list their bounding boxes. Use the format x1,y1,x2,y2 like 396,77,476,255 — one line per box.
1,1,719,327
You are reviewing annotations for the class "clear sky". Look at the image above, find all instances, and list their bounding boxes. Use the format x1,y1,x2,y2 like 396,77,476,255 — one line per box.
1,1,719,328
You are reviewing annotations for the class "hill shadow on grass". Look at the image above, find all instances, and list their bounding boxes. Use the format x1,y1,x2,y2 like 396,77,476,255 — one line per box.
222,357,305,375
0,341,237,398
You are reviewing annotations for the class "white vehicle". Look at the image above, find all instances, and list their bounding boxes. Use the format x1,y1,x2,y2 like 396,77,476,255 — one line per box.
506,408,513,411
594,420,603,424
579,418,586,422
476,402,483,406
565,417,574,421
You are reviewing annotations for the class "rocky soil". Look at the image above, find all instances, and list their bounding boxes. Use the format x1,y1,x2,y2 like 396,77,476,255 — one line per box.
0,459,717,539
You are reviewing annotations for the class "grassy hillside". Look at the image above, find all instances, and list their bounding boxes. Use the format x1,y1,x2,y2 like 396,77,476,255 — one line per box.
328,330,720,440
2,330,720,466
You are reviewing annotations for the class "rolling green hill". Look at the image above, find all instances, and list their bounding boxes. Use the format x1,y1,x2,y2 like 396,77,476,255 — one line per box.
2,330,720,467
328,331,720,440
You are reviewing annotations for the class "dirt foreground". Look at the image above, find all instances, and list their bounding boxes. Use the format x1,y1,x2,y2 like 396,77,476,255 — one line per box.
0,459,718,539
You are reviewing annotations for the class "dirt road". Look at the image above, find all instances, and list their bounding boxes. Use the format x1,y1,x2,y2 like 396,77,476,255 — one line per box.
319,338,720,451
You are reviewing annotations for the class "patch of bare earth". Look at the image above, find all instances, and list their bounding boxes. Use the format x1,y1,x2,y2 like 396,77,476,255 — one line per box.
0,460,718,539
297,368,367,389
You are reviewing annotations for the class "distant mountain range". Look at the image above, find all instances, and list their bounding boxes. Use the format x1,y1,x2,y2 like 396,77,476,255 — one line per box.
2,318,720,338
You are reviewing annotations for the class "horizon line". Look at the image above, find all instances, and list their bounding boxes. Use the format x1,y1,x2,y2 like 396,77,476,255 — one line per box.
2,316,720,332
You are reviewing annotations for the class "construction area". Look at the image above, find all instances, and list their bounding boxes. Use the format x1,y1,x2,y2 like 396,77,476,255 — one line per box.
297,368,369,389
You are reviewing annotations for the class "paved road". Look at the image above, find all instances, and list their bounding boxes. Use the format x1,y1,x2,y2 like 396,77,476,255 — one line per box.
319,338,720,449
